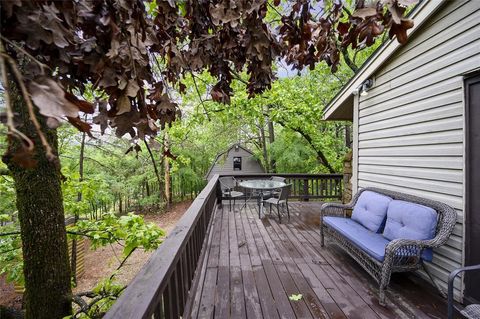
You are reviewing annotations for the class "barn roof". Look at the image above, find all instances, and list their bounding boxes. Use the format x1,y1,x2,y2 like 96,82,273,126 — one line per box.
204,144,257,179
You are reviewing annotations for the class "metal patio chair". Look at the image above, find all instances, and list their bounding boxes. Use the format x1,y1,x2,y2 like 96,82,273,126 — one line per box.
271,176,286,183
219,176,245,211
264,176,286,198
263,184,291,222
448,264,480,319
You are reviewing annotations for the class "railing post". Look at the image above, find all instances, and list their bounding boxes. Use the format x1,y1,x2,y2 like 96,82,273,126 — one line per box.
302,178,309,201
216,180,223,208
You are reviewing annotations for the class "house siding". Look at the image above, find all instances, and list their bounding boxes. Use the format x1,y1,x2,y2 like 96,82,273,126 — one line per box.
206,147,264,180
355,0,480,299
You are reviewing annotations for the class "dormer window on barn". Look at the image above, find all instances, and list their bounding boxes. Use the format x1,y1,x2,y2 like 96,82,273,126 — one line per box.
233,157,242,171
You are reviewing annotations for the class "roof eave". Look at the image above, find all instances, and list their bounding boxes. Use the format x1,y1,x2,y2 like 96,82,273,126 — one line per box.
322,0,446,121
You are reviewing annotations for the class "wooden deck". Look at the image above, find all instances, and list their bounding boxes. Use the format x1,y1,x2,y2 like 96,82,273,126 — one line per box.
187,202,447,319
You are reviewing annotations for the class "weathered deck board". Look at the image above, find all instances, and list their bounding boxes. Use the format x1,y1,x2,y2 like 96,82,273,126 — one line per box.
187,202,448,319
240,204,280,319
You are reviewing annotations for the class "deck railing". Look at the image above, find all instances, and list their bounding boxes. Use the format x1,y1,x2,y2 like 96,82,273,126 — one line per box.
104,175,220,319
229,173,343,200
104,173,342,319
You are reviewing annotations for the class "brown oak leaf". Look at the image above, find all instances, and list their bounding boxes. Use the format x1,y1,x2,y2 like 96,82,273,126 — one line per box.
92,100,109,135
352,7,377,19
116,94,131,115
67,116,93,137
29,77,79,121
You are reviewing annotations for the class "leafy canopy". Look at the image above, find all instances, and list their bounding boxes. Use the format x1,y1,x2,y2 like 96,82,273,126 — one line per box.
0,0,417,166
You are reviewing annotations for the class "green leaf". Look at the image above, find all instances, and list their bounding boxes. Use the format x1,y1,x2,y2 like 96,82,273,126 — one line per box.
289,293,303,301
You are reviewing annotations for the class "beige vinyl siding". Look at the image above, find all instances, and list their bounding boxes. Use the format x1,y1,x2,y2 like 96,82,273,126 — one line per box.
355,0,480,300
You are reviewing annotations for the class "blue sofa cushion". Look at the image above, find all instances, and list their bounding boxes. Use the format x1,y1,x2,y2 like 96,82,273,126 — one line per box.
351,191,393,233
383,200,437,241
383,200,438,261
324,216,390,261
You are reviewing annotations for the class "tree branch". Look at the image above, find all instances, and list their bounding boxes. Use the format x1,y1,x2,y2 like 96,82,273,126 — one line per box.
143,138,164,201
229,68,248,85
190,72,211,121
267,114,336,173
0,246,22,254
341,48,359,73
0,231,21,237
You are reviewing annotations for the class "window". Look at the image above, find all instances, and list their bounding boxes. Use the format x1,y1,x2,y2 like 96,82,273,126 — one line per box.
233,157,242,171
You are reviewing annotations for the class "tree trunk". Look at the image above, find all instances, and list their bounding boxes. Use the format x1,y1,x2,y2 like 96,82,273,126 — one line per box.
164,157,171,207
163,134,172,208
144,138,163,204
267,118,276,173
345,124,352,149
71,131,86,284
119,195,123,214
258,120,269,172
2,79,72,318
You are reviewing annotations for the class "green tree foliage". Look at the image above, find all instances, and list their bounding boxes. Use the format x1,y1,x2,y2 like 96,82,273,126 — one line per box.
69,213,165,257
0,227,23,284
0,126,15,217
1,211,165,319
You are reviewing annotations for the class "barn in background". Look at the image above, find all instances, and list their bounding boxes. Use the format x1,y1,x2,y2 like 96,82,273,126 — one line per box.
205,144,265,180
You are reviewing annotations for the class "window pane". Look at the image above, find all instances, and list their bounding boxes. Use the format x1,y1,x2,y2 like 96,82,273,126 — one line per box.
233,157,242,171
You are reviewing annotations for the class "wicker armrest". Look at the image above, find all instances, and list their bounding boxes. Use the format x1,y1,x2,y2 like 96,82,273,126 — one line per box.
386,219,453,250
320,202,352,218
320,188,366,219
384,238,433,265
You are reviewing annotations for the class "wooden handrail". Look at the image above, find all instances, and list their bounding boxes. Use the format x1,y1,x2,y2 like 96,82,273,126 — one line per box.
225,173,343,200
104,175,220,319
220,173,343,178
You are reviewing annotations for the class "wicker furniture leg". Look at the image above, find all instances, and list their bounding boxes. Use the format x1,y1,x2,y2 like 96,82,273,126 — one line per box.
320,225,325,247
277,203,282,222
379,262,393,306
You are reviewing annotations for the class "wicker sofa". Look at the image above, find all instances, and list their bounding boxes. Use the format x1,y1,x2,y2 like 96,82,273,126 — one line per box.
320,187,457,306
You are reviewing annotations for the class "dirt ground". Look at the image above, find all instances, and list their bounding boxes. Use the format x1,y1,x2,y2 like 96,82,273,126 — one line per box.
0,200,192,311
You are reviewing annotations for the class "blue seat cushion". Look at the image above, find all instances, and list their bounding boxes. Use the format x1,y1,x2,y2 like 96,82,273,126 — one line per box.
351,191,393,233
383,200,438,261
324,216,390,261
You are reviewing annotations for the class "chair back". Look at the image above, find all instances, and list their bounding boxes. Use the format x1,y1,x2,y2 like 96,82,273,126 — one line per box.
271,176,286,183
219,176,236,191
279,184,292,201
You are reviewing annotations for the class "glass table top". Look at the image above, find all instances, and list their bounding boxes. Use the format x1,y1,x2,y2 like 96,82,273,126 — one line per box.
238,179,286,190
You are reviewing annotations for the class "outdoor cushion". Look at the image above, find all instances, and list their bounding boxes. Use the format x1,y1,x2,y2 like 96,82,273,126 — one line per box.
383,200,438,261
351,191,393,233
324,216,390,261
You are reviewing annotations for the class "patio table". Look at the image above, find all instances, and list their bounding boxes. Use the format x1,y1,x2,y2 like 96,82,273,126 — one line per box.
239,179,286,218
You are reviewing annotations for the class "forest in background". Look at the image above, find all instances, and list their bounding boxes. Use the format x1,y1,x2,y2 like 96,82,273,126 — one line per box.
1,48,380,220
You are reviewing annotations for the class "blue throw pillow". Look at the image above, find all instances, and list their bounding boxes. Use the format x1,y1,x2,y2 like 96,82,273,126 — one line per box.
351,191,393,233
383,200,438,242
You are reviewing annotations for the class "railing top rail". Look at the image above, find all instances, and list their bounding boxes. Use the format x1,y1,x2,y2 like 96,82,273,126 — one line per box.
104,175,220,319
221,173,343,178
